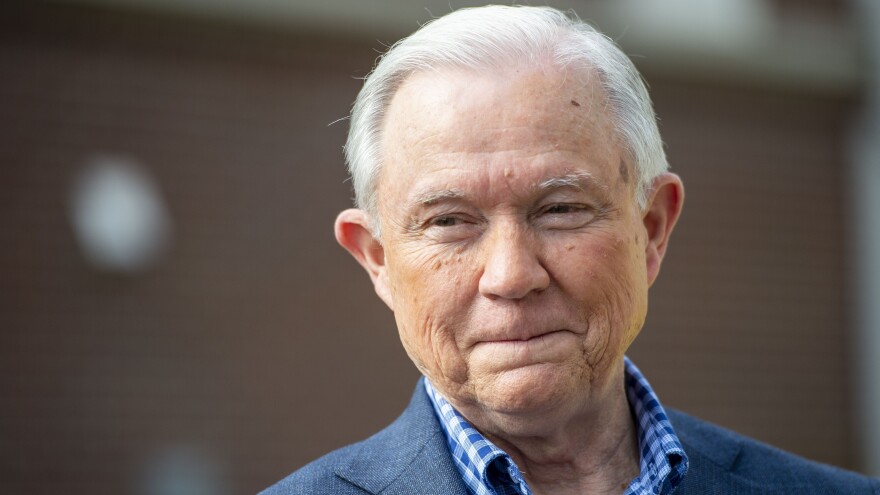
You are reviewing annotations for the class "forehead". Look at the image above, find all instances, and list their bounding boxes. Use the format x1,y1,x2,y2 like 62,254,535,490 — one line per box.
378,64,624,200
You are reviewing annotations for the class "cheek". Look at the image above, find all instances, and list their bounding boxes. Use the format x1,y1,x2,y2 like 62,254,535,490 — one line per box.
386,246,476,384
561,233,641,288
387,246,472,310
559,232,647,358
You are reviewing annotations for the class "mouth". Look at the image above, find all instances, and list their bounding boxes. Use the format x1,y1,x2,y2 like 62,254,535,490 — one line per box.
479,329,571,345
470,329,576,367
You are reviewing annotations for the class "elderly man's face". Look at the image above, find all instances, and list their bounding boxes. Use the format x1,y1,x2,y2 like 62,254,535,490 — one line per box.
339,64,680,421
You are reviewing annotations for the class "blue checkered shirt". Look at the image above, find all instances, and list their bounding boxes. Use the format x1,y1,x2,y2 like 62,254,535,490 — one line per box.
424,357,688,495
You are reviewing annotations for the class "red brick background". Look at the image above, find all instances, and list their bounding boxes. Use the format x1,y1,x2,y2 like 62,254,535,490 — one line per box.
0,4,860,493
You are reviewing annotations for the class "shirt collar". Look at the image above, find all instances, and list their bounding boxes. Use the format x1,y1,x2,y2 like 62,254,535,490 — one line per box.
424,357,689,495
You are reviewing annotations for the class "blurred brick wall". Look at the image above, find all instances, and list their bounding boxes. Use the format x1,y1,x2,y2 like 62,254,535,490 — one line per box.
1,5,416,494
0,3,860,494
631,81,856,469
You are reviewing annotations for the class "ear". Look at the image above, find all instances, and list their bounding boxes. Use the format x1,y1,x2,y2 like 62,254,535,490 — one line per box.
642,173,685,287
334,208,395,310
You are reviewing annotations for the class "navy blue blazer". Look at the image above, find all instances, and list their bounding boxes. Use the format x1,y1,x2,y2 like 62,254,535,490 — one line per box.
262,381,880,494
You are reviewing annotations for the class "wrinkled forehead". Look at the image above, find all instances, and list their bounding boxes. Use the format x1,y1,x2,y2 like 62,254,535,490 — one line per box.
388,62,607,127
378,63,622,182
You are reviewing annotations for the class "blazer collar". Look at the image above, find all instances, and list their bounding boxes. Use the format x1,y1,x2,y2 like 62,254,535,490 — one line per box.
667,409,743,471
334,378,469,495
667,408,777,495
331,387,755,495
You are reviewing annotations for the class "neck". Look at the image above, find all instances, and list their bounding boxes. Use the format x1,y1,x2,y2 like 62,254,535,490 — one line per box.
454,368,640,495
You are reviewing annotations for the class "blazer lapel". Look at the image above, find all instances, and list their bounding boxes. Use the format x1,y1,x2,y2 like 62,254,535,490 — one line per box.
334,379,469,495
668,409,778,495
381,435,470,495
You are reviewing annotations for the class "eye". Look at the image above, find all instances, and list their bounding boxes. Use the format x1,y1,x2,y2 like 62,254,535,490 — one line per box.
544,204,582,215
535,203,596,229
430,216,463,227
420,212,482,242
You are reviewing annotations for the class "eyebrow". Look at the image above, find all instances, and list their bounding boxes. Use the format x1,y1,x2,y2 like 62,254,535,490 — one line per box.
410,171,603,207
535,171,601,193
413,188,466,206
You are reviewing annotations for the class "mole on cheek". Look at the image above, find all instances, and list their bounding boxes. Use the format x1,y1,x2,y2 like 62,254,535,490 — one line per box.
570,99,581,107
618,159,629,184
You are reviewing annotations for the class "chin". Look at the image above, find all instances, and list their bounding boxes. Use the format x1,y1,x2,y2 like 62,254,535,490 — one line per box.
474,363,585,417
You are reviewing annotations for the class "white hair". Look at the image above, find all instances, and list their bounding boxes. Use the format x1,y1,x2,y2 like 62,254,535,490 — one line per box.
345,5,668,232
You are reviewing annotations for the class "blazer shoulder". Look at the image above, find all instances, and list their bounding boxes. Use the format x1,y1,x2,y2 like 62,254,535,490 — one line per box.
259,440,370,495
259,379,466,495
668,409,880,494
259,405,424,495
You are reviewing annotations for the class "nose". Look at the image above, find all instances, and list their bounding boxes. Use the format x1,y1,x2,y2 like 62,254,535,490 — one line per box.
478,224,550,300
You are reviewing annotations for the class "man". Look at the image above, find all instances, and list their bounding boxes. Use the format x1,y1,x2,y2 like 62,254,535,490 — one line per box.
264,5,880,495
